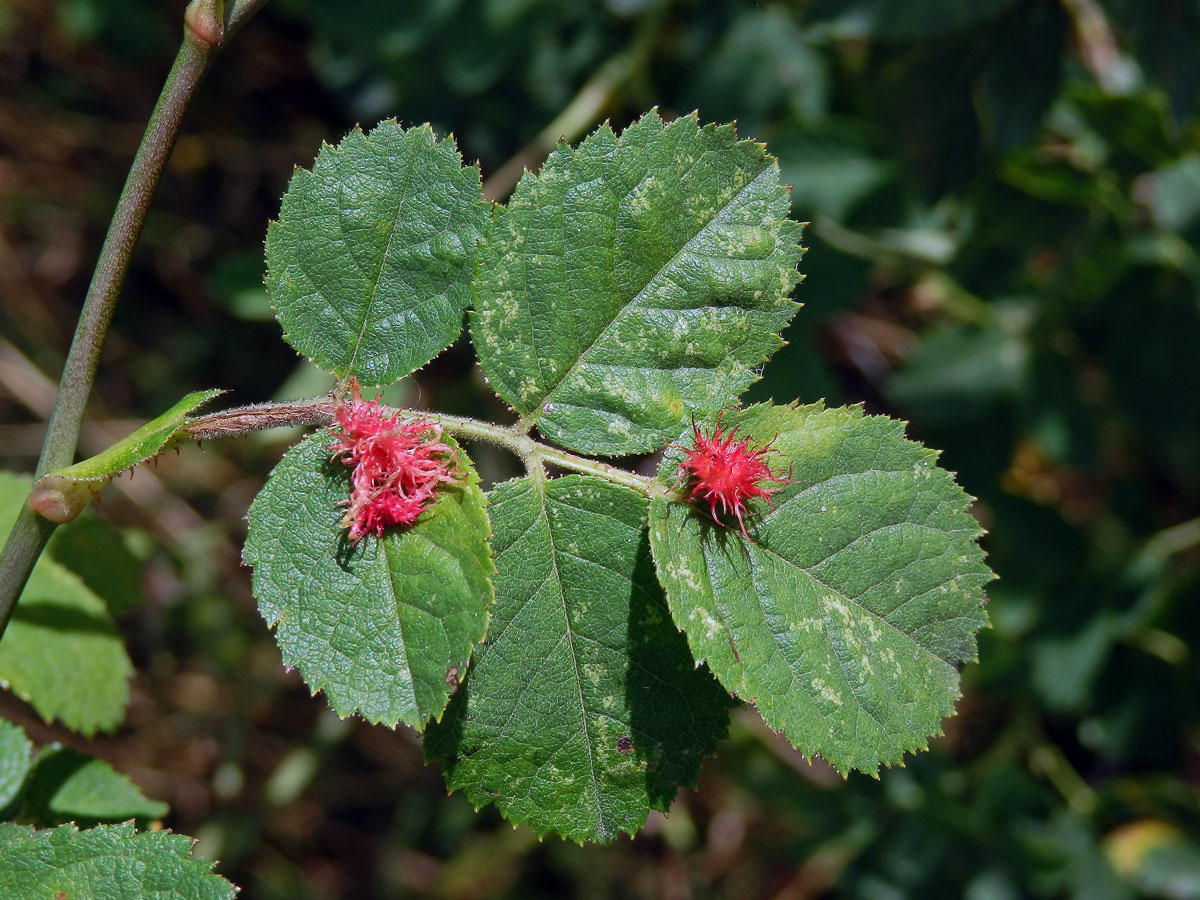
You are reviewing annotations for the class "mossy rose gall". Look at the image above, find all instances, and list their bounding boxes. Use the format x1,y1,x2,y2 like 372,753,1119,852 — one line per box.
671,413,790,538
327,380,463,543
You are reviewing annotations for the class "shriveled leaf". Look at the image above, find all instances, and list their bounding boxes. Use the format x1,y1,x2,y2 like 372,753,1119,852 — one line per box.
27,390,222,523
648,403,992,774
0,822,235,900
426,475,732,843
0,719,32,813
19,746,168,825
0,478,132,736
244,431,494,728
472,110,803,455
267,120,490,384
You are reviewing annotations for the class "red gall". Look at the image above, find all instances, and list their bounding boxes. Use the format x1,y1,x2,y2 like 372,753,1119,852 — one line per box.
328,379,462,543
672,413,790,538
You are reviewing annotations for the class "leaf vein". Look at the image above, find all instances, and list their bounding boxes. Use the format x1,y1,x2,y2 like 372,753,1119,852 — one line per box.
534,166,775,415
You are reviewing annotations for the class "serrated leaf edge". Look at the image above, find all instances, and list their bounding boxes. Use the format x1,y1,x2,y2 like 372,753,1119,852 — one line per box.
242,432,495,731
470,109,805,456
265,119,486,386
649,400,994,775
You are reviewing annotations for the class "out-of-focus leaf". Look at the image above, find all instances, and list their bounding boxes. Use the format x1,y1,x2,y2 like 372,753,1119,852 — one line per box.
0,561,132,737
18,746,168,826
888,323,1030,425
1030,613,1116,712
0,822,235,900
775,131,895,222
808,0,1022,42
1106,821,1200,899
0,719,32,813
1,473,142,617
244,432,494,728
1019,811,1131,900
1099,0,1200,123
0,474,133,736
687,8,828,126
978,0,1067,150
426,475,732,842
47,515,143,617
210,251,275,321
1149,154,1200,231
0,720,166,827
266,120,489,385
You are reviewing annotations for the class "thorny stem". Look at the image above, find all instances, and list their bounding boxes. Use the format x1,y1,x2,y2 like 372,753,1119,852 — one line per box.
0,0,271,640
180,400,666,499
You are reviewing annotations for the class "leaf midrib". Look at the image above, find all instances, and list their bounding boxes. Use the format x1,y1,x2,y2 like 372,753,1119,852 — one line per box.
380,539,425,720
749,539,956,668
535,482,608,839
344,137,423,378
527,164,773,420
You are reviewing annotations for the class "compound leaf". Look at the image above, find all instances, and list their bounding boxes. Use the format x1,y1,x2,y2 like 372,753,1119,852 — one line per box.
244,431,494,728
472,110,803,455
426,475,732,843
0,822,234,900
648,403,992,774
267,120,490,385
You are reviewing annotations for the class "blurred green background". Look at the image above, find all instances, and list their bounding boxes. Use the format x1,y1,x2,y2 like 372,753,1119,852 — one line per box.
2,0,1199,896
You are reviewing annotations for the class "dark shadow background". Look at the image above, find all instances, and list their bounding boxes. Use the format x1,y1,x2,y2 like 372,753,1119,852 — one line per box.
2,0,1199,897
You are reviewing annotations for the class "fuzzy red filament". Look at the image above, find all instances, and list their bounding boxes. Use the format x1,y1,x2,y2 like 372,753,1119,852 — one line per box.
328,380,461,543
673,415,790,538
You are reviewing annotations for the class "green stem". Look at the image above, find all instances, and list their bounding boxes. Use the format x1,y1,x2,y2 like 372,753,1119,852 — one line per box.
0,0,270,639
178,399,664,498
426,412,662,497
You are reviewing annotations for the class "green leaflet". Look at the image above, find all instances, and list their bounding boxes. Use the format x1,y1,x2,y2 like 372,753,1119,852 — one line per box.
471,110,803,456
0,473,133,736
267,120,490,385
0,719,167,826
425,475,732,843
46,516,144,617
0,473,143,617
0,822,234,900
243,432,494,728
648,403,993,774
0,720,32,813
18,746,169,825
28,389,223,523
0,563,132,736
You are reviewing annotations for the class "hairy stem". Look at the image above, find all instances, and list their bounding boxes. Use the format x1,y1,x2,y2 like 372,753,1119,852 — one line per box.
427,413,662,497
180,399,663,497
0,0,270,638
